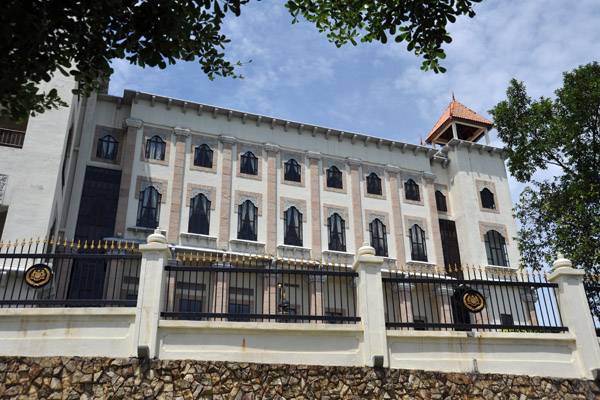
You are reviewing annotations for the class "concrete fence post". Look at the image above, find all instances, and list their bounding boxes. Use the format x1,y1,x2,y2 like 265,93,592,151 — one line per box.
548,253,600,380
133,229,171,358
352,242,387,367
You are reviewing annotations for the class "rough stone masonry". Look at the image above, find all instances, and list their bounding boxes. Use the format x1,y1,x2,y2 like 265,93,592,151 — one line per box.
0,357,599,399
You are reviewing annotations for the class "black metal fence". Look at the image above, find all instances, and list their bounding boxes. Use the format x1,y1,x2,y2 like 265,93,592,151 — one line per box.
0,237,141,307
383,264,566,333
162,251,359,323
584,274,600,336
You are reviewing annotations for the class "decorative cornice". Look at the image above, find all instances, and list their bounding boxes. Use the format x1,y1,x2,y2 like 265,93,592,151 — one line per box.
305,150,322,160
219,135,237,145
263,143,280,153
345,157,362,167
123,117,143,129
173,126,191,137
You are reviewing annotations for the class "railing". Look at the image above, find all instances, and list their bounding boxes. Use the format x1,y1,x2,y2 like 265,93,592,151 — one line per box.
162,251,359,323
0,128,26,148
0,237,141,307
383,264,566,333
584,275,600,336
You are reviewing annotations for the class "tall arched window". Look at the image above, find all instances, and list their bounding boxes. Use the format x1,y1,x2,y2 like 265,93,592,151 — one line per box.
366,173,382,195
484,230,509,266
435,190,447,212
480,188,496,209
369,219,388,257
284,159,301,182
284,207,303,246
327,166,343,189
145,135,166,160
194,144,213,168
238,200,257,240
240,151,258,175
409,224,427,261
405,179,420,201
188,193,210,235
327,213,346,251
137,186,161,228
96,135,118,160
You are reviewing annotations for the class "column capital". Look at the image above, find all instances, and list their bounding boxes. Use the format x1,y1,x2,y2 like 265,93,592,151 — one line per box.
385,165,401,174
264,143,280,153
392,282,415,293
422,171,437,182
346,157,362,167
219,135,238,145
520,289,539,303
432,285,454,297
306,275,328,283
123,117,143,129
173,126,191,137
305,150,322,160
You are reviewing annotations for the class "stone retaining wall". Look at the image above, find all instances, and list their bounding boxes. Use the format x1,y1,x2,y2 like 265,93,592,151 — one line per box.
0,357,599,399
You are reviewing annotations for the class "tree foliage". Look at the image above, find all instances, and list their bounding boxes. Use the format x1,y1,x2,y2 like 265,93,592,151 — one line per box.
489,62,600,279
1,0,482,122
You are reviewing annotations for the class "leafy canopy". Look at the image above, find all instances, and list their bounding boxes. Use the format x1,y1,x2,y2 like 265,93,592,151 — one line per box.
489,62,600,279
1,0,482,122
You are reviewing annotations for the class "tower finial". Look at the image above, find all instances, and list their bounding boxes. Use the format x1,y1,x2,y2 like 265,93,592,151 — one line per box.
452,91,455,101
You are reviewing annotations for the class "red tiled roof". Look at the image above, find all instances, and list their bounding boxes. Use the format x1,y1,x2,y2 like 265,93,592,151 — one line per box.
426,99,493,143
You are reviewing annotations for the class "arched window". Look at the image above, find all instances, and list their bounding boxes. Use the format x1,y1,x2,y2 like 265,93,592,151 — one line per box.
327,166,343,189
188,193,210,235
194,144,213,168
96,135,118,160
145,135,166,160
284,207,303,246
284,159,301,182
238,200,257,240
409,224,427,261
369,219,388,257
484,230,509,266
435,190,447,212
366,173,382,195
327,213,346,251
137,186,161,228
481,188,496,209
405,179,420,201
240,151,258,175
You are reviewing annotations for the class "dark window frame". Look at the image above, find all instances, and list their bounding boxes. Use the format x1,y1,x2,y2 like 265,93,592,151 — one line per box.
326,166,343,189
136,186,162,229
405,179,420,201
409,224,427,262
284,159,301,182
188,193,211,235
145,135,166,160
240,151,258,175
435,190,448,212
484,230,509,266
284,206,303,246
327,213,346,252
481,188,496,209
366,173,382,195
194,144,213,168
238,200,258,241
369,218,388,257
96,134,118,160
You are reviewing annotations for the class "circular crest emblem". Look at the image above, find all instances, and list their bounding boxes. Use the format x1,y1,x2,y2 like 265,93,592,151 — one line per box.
25,264,53,288
462,289,485,313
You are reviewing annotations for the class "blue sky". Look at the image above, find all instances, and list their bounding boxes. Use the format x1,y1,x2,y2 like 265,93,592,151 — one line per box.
108,0,600,202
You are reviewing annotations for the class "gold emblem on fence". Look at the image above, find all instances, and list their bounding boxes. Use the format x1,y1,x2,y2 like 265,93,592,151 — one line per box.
24,264,53,288
462,289,485,313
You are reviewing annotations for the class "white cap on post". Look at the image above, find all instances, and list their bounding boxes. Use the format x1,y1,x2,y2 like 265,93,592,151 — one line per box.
553,253,573,270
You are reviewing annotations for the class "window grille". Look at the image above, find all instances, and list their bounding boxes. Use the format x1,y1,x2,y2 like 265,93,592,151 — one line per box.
137,186,161,228
188,193,210,235
240,151,258,175
369,218,388,257
284,207,303,246
145,135,166,160
484,230,509,266
366,173,382,195
435,190,447,212
238,200,258,240
96,135,118,160
481,188,496,209
326,166,343,189
327,213,346,251
284,159,301,182
409,224,427,261
194,144,213,168
405,179,420,201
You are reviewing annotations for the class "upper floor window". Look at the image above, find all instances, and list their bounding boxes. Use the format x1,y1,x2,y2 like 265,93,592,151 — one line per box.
435,190,447,212
405,179,420,201
409,224,427,262
369,219,388,257
484,230,509,267
145,135,166,160
238,200,257,241
284,159,301,182
327,213,346,252
481,188,496,209
194,144,213,168
188,193,210,235
137,186,161,229
366,173,382,195
326,166,343,189
96,135,118,160
284,207,303,246
240,151,258,175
